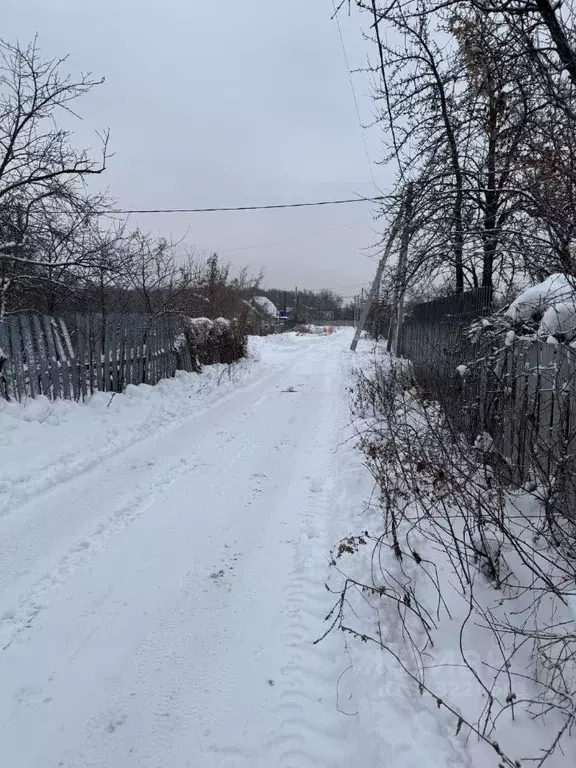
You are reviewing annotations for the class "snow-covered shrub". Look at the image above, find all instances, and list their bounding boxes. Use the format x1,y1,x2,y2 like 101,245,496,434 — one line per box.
213,317,231,335
174,316,247,371
470,273,576,347
351,356,413,420
187,317,213,347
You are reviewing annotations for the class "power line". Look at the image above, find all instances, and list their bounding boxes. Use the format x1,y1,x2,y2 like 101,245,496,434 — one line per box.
334,280,372,291
332,0,379,192
219,218,371,254
107,196,385,216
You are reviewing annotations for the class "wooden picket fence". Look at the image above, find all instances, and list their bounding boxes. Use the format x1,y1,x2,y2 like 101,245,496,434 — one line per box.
0,312,192,402
397,290,576,496
458,341,576,486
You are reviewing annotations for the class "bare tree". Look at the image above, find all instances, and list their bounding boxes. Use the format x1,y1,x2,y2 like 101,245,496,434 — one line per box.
0,37,108,205
121,231,186,318
343,0,576,296
362,1,467,290
0,37,109,313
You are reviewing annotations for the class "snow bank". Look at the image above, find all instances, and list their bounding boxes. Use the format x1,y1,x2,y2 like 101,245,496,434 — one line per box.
0,333,330,518
327,345,473,767
0,357,255,518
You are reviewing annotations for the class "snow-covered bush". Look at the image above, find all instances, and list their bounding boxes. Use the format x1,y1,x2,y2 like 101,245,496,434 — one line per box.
470,274,576,347
351,355,413,420
187,317,213,347
174,316,246,372
213,317,231,335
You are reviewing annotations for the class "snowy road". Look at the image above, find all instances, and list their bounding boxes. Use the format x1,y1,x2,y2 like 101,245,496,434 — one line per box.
0,332,363,768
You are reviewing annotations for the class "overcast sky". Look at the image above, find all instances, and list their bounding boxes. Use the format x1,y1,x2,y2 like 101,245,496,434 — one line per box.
5,0,392,295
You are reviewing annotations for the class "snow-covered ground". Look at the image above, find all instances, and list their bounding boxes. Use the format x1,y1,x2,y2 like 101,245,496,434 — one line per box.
4,329,538,768
0,330,377,768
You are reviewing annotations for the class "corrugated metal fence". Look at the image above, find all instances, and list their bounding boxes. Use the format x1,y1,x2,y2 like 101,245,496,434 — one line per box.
400,288,493,375
0,313,192,402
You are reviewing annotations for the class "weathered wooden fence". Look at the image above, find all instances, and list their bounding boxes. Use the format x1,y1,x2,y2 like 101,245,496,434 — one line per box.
459,341,576,489
398,290,576,503
0,313,194,402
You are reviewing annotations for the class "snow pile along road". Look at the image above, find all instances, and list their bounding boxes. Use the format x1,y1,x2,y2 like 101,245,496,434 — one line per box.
0,358,254,518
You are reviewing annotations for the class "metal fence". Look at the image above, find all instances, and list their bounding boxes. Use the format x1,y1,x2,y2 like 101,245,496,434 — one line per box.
400,288,493,377
0,312,207,402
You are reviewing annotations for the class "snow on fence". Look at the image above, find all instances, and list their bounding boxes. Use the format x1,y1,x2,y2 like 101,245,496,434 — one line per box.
0,313,243,402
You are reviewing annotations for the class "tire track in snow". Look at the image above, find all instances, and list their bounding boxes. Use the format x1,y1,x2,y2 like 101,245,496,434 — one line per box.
0,365,302,652
0,434,250,652
268,400,358,767
0,396,293,651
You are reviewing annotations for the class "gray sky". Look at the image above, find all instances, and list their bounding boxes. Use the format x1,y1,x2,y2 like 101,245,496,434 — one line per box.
5,0,391,295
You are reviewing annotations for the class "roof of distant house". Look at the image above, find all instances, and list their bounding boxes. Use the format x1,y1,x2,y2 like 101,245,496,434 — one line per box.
252,296,279,317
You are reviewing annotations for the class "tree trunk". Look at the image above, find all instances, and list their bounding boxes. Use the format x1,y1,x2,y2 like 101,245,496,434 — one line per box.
482,100,499,289
534,0,576,87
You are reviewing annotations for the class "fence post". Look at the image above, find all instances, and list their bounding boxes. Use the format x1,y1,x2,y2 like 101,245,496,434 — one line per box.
350,207,403,352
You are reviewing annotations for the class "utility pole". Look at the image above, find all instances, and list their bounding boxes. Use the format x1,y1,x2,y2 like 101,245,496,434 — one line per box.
387,181,413,356
349,203,405,352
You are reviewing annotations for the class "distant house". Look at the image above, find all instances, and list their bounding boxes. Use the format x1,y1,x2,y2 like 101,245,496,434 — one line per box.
245,296,280,335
